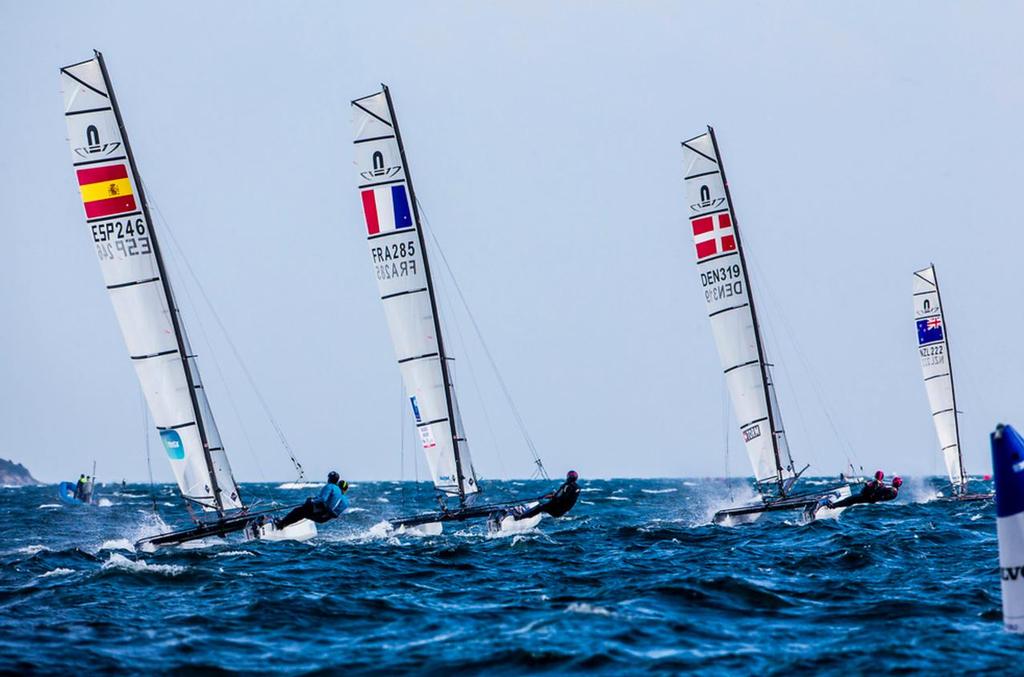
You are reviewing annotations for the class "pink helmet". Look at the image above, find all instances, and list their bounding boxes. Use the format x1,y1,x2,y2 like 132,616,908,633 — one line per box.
874,470,884,481
892,476,903,488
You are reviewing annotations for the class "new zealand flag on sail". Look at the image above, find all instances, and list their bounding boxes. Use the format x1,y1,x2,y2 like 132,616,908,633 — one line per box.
917,317,944,345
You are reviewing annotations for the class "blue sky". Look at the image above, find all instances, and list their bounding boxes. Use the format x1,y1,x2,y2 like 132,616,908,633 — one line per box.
1,1,1022,483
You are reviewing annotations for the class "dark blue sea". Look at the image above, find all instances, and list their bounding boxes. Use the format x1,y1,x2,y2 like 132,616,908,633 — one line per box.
0,478,1016,673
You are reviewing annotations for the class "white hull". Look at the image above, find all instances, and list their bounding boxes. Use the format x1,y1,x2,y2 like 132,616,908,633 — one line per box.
255,518,317,542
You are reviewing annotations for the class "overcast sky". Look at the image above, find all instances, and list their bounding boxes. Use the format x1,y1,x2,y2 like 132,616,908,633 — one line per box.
1,2,1022,484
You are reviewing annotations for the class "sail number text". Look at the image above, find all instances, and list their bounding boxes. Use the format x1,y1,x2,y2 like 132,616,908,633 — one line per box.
371,239,418,280
92,217,151,261
919,344,945,366
701,264,744,303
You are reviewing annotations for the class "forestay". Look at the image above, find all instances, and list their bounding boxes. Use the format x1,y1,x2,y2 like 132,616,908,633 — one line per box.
351,87,479,501
913,264,966,491
682,128,796,492
60,53,241,513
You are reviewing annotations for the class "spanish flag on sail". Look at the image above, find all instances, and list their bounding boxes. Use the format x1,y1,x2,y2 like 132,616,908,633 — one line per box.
76,164,137,219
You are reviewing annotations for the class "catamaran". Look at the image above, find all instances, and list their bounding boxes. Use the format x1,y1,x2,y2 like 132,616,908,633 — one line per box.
351,86,570,534
61,51,316,548
681,127,851,524
912,265,991,501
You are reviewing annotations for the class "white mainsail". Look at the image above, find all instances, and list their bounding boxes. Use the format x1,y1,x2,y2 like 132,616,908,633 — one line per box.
351,87,479,502
682,127,796,493
913,264,966,492
61,53,242,513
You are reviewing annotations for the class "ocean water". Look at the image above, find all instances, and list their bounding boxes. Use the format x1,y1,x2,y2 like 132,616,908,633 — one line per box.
0,478,1016,673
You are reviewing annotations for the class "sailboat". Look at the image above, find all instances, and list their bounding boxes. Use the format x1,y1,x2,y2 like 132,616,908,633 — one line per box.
351,86,567,534
681,127,851,524
912,265,991,501
60,51,316,548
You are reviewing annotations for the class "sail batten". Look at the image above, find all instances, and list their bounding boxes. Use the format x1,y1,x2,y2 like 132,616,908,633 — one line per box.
682,127,796,493
913,264,966,492
352,87,479,502
61,53,242,514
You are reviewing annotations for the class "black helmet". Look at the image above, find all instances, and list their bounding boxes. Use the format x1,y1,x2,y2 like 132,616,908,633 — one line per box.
566,470,579,483
327,471,340,484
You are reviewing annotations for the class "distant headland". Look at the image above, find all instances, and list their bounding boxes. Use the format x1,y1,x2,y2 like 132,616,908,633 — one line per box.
0,458,41,486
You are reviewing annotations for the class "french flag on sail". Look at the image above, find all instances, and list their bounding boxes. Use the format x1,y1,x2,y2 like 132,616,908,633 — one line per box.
361,184,413,236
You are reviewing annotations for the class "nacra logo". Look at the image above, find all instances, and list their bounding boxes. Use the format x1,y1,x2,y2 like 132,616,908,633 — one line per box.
74,124,121,159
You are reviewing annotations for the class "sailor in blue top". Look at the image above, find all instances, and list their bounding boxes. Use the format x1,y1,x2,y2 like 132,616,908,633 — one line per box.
275,471,349,529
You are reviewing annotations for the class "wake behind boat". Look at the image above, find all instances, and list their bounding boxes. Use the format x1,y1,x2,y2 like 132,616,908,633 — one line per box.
912,265,992,503
681,128,851,524
61,52,316,549
351,87,578,534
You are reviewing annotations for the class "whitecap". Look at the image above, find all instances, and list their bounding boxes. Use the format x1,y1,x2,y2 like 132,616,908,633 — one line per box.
18,544,49,555
641,488,677,494
214,550,255,558
376,497,390,503
97,498,113,507
276,482,321,490
344,507,368,513
606,496,630,501
100,539,135,552
40,568,75,578
566,602,612,616
102,553,185,576
38,504,61,509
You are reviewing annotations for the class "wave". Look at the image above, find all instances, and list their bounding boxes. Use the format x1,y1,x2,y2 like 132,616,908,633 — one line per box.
276,482,321,489
101,553,185,576
40,568,75,578
641,488,678,494
566,602,613,616
18,544,49,555
37,504,61,509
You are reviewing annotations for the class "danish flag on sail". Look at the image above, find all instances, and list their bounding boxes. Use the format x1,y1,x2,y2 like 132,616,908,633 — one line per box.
691,212,736,261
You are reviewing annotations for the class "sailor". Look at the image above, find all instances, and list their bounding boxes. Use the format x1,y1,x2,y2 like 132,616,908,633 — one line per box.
81,476,94,503
863,470,886,499
514,470,581,520
274,471,349,529
828,475,901,508
74,474,87,500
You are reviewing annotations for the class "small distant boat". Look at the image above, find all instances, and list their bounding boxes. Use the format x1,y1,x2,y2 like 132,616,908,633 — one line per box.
58,481,92,505
991,423,1024,632
60,52,315,548
912,265,992,502
351,86,559,533
681,128,851,524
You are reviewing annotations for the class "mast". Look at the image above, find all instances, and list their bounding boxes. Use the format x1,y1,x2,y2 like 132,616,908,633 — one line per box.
931,264,967,492
706,126,787,497
381,85,468,506
93,51,227,516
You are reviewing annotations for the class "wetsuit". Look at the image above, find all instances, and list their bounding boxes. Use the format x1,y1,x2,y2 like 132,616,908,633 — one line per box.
830,482,898,508
515,480,580,520
277,483,348,528
74,477,85,500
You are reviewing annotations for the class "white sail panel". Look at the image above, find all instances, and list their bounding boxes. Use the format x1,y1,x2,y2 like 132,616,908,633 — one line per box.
61,55,241,512
682,130,794,487
352,90,478,498
913,265,964,490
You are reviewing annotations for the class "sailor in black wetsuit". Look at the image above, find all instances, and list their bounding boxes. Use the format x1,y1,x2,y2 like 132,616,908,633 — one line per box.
514,470,581,520
829,474,901,508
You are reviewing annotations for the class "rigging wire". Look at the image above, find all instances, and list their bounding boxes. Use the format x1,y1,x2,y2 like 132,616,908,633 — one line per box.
415,201,549,480
148,208,280,509
745,256,862,475
144,194,306,485
430,255,508,479
143,392,158,514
